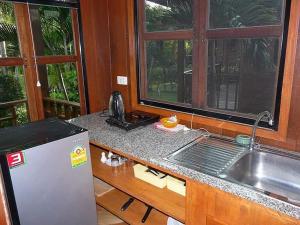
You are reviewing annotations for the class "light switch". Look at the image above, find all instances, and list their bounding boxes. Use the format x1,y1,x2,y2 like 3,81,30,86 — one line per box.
117,76,128,85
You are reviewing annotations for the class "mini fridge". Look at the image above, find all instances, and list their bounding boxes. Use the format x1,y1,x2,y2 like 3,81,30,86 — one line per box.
0,118,98,225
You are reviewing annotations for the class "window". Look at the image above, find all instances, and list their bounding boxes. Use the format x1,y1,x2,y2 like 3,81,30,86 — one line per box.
29,4,84,120
0,2,31,128
137,0,289,126
0,1,85,128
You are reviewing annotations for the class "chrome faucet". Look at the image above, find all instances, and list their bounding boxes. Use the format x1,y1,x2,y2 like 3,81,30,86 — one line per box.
249,111,274,151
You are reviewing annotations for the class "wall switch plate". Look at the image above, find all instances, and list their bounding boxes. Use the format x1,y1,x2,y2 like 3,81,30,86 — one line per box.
117,76,128,85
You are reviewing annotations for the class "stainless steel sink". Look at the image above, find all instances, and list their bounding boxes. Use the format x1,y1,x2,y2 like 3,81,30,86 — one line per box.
221,150,300,205
167,135,300,206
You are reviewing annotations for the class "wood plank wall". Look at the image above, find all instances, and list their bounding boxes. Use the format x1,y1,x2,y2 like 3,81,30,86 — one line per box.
262,21,300,150
281,23,300,150
108,0,132,112
81,0,300,152
80,0,112,112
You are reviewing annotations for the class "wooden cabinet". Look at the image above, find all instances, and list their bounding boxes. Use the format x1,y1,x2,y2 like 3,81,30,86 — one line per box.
91,143,300,225
186,180,300,225
90,144,185,224
0,174,9,225
206,217,227,225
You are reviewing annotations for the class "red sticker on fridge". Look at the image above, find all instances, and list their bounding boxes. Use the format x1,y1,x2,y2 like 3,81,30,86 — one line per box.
7,151,25,168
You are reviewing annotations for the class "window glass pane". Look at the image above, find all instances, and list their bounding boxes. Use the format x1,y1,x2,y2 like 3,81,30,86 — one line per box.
0,1,21,58
209,0,283,29
207,38,280,117
0,66,29,128
145,0,193,32
38,63,80,119
30,5,74,56
144,40,192,104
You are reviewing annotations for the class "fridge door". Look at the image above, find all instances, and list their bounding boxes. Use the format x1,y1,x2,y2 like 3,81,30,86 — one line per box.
8,131,97,225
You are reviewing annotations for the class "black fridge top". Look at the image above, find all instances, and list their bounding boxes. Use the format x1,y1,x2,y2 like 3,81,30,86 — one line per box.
0,118,87,154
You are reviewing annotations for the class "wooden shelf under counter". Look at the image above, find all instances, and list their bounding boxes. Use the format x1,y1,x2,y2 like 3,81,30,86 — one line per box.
97,188,168,225
90,144,185,223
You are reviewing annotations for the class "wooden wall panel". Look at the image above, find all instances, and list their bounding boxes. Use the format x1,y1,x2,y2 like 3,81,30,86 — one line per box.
108,0,132,112
0,175,10,225
263,19,300,150
290,24,300,150
80,0,112,113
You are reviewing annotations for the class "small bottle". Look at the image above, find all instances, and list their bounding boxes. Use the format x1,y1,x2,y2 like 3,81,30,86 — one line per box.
111,155,119,167
100,152,107,163
108,151,113,159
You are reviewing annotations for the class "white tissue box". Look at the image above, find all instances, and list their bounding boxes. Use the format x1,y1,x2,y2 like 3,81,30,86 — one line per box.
166,176,186,196
133,164,167,188
167,217,184,225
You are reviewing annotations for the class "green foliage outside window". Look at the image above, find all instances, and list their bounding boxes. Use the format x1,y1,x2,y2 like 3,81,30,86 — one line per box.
142,0,283,115
0,67,28,127
0,2,80,127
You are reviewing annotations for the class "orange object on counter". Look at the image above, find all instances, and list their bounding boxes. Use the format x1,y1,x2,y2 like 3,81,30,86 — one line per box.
160,117,179,128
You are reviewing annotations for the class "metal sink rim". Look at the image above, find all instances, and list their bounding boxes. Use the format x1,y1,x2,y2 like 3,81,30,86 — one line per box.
219,147,300,207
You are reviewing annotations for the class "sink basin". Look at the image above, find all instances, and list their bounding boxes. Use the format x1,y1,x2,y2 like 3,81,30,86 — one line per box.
221,150,300,205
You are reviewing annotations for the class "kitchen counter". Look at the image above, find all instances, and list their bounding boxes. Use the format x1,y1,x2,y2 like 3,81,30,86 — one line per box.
69,112,300,219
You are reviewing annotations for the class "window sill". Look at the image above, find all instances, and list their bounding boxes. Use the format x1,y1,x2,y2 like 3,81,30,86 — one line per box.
132,103,287,143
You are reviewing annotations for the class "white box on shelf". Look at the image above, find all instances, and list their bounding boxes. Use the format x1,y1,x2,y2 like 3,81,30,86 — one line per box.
133,163,167,188
166,176,186,196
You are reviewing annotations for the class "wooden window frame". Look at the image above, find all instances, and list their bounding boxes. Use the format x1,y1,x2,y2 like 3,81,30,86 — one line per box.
0,2,86,124
128,0,300,142
30,6,87,117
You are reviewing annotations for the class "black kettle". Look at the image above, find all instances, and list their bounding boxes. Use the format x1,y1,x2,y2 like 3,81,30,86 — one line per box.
108,91,125,121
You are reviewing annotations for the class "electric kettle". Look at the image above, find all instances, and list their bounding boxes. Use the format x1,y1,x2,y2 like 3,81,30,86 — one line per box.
108,91,125,121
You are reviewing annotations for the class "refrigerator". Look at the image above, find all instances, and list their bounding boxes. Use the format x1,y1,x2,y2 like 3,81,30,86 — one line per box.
0,118,98,225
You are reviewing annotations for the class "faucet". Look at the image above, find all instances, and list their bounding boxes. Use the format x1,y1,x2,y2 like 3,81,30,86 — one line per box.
249,111,274,151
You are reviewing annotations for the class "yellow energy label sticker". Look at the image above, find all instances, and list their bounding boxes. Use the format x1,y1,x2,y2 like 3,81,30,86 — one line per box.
70,146,88,168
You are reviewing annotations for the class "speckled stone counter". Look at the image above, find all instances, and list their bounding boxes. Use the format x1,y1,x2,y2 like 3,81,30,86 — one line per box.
69,112,300,220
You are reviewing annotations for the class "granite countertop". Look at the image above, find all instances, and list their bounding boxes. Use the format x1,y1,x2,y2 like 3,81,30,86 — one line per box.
69,112,300,220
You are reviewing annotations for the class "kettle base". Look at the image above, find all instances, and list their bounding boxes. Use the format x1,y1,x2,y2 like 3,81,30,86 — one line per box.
106,111,159,131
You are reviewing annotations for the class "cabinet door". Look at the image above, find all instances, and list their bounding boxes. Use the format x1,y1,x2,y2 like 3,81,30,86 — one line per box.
206,216,227,225
186,180,300,225
208,186,251,225
186,180,208,225
186,180,251,225
251,206,300,225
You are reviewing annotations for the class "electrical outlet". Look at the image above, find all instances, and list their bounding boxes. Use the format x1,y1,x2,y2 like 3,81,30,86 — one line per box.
117,76,128,85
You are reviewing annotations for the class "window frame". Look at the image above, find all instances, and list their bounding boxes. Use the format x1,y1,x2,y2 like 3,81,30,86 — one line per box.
136,0,290,129
0,1,88,125
128,0,300,142
30,6,87,117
